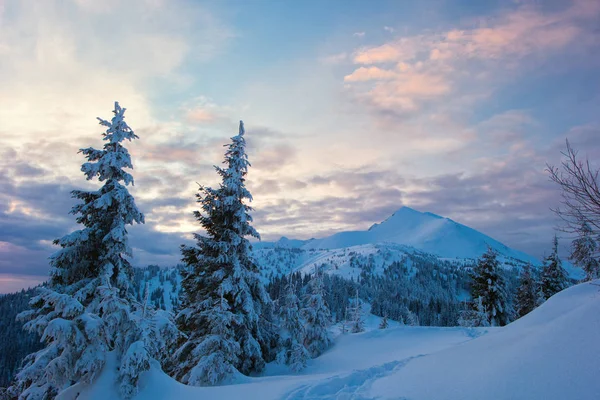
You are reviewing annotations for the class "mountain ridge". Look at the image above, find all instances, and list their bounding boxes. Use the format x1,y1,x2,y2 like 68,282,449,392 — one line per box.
258,206,538,264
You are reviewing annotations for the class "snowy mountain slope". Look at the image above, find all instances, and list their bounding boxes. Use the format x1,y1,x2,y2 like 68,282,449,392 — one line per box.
74,280,600,400
300,206,538,262
252,206,548,283
253,207,590,281
253,241,474,286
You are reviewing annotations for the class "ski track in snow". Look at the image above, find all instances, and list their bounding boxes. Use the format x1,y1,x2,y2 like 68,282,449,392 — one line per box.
283,356,424,400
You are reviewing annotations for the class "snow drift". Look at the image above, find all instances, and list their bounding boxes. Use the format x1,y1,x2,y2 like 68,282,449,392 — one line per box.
74,280,600,400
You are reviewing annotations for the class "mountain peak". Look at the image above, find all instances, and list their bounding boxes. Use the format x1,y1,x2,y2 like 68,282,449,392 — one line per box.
392,205,422,215
303,205,538,263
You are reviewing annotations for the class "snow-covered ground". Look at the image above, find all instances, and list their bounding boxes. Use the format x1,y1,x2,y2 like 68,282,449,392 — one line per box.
74,281,600,400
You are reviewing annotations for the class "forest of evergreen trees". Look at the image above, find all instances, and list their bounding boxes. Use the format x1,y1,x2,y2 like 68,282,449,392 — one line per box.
0,290,43,388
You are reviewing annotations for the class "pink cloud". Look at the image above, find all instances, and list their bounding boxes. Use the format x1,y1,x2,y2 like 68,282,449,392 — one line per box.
353,43,404,64
354,2,596,67
344,0,599,115
0,273,46,293
344,66,397,82
186,107,216,123
368,73,450,108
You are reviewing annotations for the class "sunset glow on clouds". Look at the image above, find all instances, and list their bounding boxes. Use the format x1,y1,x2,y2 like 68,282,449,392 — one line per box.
1,0,599,292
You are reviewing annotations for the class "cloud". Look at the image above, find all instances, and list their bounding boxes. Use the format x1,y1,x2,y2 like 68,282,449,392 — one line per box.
383,26,395,33
186,108,217,123
353,43,404,64
476,109,537,144
0,273,47,294
355,1,598,65
353,32,366,38
249,147,561,258
343,66,397,82
345,0,600,117
0,0,233,145
182,96,235,125
356,72,451,112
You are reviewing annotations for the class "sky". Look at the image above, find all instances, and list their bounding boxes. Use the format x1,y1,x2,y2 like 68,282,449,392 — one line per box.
1,0,599,293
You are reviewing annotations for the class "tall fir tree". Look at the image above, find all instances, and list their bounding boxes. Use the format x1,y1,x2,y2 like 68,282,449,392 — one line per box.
172,121,275,385
515,263,537,318
301,269,333,358
540,235,569,300
276,279,309,372
469,247,512,326
9,103,176,399
570,222,600,281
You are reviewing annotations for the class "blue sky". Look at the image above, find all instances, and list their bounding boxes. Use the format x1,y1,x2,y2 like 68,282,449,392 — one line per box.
1,0,599,292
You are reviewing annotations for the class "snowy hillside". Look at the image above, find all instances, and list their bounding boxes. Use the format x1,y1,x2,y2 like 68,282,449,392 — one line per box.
253,206,553,284
259,206,539,263
72,280,600,400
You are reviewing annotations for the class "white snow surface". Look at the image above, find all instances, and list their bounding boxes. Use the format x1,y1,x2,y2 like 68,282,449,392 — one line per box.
254,206,585,279
77,280,600,399
276,206,538,261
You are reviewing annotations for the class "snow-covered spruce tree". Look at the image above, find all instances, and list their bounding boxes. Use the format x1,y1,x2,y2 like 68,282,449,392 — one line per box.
540,235,569,300
378,315,389,330
339,308,349,334
350,289,364,334
301,269,333,358
276,279,309,372
570,222,600,281
469,247,512,326
515,263,537,318
172,121,275,385
458,297,490,328
405,310,419,326
9,103,176,399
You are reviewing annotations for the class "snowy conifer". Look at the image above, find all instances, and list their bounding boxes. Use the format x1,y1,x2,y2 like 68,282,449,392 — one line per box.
172,121,275,385
301,269,333,358
276,279,309,372
469,247,512,326
405,310,419,327
339,308,349,334
350,290,364,333
9,103,175,399
458,297,491,328
515,263,537,318
570,223,600,281
379,315,389,329
540,235,569,300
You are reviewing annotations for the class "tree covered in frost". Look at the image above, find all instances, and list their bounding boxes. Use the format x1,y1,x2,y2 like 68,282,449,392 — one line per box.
540,235,569,300
276,279,309,372
405,310,420,326
570,222,600,281
378,315,389,329
469,247,512,326
7,103,177,400
458,297,491,328
301,270,333,358
515,263,538,318
349,289,364,333
172,121,276,385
